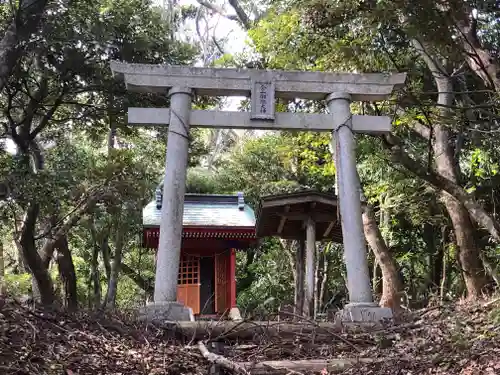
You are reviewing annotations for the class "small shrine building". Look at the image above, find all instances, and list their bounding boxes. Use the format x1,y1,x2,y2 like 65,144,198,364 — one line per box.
142,191,256,317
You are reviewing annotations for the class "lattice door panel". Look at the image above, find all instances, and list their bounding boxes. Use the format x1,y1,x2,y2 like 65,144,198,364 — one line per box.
215,253,228,314
178,254,200,285
177,254,200,314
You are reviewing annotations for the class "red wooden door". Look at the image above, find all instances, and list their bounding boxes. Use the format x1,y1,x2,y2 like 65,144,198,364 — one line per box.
215,253,228,314
177,254,200,314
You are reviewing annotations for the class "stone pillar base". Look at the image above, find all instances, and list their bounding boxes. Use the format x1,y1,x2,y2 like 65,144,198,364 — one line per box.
336,303,393,323
228,307,242,321
138,302,194,323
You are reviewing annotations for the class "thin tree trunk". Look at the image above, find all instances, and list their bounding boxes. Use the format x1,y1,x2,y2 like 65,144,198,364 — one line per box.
0,239,5,295
281,239,297,295
423,222,439,294
295,240,305,316
313,245,320,318
318,247,329,315
101,235,111,281
90,244,101,309
372,259,382,296
362,204,401,310
479,252,500,287
103,221,125,309
440,227,449,302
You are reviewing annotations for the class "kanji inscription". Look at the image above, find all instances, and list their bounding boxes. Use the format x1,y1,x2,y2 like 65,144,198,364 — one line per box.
251,80,275,121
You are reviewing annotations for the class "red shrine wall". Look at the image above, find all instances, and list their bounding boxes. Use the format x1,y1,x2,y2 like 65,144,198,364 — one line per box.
144,227,249,316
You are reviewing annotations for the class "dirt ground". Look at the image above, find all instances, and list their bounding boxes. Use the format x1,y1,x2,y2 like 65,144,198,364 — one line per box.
0,297,499,374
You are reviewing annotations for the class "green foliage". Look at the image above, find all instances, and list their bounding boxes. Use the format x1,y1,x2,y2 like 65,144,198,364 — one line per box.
3,273,31,296
237,238,294,315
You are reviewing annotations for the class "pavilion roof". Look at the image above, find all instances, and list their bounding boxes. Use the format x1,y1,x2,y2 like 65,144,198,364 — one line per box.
256,190,344,243
143,193,256,229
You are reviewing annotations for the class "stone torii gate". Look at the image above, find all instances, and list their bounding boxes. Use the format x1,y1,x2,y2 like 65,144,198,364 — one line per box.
110,61,406,322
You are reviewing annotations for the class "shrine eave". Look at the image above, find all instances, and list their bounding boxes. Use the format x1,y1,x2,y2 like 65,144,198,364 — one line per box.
144,225,256,239
256,190,344,243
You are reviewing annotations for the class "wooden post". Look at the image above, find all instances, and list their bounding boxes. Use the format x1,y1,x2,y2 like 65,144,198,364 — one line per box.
229,248,237,308
304,218,316,317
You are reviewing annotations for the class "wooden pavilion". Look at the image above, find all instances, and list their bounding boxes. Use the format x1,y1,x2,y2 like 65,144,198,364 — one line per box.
256,190,345,317
142,191,257,317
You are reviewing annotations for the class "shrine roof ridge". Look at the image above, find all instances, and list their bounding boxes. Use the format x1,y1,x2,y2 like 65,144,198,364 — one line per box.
110,61,407,101
184,193,243,204
143,192,255,228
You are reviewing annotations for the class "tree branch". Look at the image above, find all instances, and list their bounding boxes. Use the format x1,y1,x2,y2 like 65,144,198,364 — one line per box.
38,188,113,265
383,133,500,243
121,262,153,295
228,0,251,30
196,0,239,22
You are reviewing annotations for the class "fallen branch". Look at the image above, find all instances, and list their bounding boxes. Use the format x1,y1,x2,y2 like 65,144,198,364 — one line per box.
483,297,500,307
198,341,248,374
166,320,380,341
239,358,375,375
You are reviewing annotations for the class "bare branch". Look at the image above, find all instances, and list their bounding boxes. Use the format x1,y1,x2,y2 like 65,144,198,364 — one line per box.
227,0,251,30
196,0,239,22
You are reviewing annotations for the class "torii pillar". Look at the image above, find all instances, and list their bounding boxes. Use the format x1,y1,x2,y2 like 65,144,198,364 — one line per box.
110,61,406,322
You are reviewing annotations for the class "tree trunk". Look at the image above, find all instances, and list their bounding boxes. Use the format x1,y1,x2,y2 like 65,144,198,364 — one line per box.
423,222,441,295
0,239,5,295
372,259,382,296
362,204,401,310
479,252,500,287
318,247,329,315
103,221,125,309
90,244,101,309
411,39,487,299
443,196,487,298
20,203,55,305
385,134,500,243
313,245,320,318
451,4,500,91
101,235,111,281
55,235,78,310
440,226,449,302
0,0,49,92
281,239,297,295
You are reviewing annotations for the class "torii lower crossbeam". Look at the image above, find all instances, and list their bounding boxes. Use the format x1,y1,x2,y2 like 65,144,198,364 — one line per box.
128,108,392,133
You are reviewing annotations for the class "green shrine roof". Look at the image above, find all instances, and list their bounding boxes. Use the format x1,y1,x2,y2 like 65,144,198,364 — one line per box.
143,193,256,228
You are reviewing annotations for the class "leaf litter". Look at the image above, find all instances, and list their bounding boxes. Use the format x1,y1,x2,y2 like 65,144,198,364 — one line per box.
0,297,208,375
0,297,499,374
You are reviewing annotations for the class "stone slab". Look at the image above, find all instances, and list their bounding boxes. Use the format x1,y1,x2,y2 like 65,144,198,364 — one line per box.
138,302,194,323
335,303,393,323
127,108,392,134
